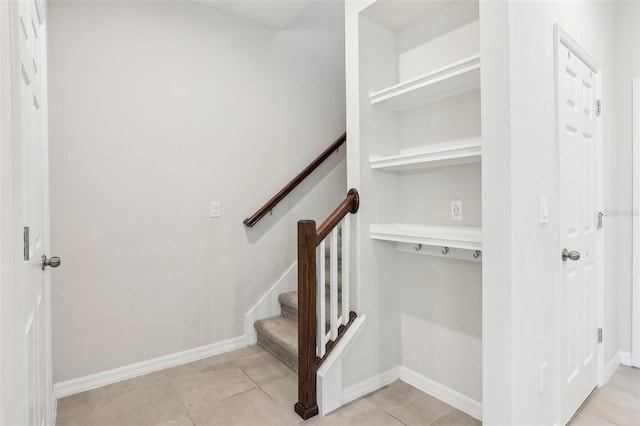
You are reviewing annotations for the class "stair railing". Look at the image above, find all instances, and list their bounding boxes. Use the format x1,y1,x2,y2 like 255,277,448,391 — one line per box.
243,132,347,227
295,188,360,420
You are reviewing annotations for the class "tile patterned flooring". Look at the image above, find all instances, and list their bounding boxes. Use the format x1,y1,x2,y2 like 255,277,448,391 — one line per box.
56,345,640,426
570,366,640,426
55,345,480,426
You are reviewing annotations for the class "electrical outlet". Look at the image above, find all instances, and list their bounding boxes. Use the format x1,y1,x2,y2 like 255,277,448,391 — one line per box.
451,200,463,221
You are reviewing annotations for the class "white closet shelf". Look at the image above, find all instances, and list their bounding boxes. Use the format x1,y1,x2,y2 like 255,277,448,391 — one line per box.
370,223,482,251
369,54,480,111
370,138,481,171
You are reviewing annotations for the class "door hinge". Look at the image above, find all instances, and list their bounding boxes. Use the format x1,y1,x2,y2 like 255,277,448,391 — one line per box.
598,211,606,229
598,328,603,343
596,99,602,116
23,226,29,261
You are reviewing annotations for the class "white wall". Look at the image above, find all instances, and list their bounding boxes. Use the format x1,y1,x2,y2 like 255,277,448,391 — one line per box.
481,1,640,424
48,0,346,383
614,0,640,359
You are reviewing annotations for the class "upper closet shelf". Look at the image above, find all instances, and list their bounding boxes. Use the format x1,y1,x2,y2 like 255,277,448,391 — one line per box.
370,223,482,251
369,54,480,111
370,138,481,171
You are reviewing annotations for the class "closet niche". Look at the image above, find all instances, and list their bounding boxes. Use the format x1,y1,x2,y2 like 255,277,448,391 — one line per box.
357,0,483,407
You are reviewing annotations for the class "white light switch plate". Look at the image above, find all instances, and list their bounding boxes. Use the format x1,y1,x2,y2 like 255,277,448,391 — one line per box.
210,201,221,218
539,363,548,395
539,196,548,224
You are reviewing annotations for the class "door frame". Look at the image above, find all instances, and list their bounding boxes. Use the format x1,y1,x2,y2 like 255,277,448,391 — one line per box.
553,23,604,424
632,78,640,368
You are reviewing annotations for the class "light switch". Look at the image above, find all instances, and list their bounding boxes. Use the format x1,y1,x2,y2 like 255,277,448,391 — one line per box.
539,362,548,395
539,196,548,224
210,201,221,218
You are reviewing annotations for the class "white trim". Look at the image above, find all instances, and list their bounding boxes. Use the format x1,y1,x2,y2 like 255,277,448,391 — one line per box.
342,363,482,421
317,315,367,416
632,78,640,368
555,25,600,72
244,262,297,345
318,316,367,377
53,335,246,399
341,366,400,405
619,351,633,367
399,367,483,421
601,353,621,387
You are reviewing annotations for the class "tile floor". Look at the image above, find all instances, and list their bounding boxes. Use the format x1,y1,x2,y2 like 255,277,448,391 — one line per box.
56,345,640,426
55,345,480,426
570,365,640,426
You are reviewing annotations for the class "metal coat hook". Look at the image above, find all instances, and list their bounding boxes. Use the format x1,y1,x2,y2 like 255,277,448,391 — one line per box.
441,247,449,255
473,250,481,259
414,244,422,251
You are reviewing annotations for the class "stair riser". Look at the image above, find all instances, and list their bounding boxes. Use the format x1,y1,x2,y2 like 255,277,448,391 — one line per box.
256,330,298,372
281,303,297,323
280,303,343,327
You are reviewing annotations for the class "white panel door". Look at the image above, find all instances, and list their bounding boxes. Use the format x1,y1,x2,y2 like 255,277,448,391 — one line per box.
558,42,599,425
11,0,53,424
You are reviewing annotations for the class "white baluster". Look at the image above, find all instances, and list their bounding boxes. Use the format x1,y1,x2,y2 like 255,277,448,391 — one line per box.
330,228,339,340
342,216,350,326
317,239,326,358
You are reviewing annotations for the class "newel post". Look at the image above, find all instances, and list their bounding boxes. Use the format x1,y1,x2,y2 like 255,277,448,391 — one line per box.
295,220,319,419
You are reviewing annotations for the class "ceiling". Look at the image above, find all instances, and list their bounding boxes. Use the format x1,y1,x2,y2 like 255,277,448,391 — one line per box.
198,0,314,30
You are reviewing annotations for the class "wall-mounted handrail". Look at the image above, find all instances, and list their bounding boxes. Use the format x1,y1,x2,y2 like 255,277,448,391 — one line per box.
243,132,346,228
295,188,359,420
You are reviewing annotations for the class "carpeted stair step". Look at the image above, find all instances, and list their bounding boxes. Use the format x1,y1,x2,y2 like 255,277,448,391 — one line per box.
254,230,343,373
278,291,298,323
278,290,343,329
255,316,298,372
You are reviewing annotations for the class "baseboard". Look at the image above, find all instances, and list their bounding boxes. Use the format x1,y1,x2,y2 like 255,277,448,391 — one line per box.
601,352,621,386
619,351,633,367
341,366,400,404
245,262,297,345
53,335,246,399
399,366,483,421
341,365,482,421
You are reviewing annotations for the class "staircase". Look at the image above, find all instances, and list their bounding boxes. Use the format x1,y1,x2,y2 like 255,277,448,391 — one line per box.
254,241,342,372
243,133,360,419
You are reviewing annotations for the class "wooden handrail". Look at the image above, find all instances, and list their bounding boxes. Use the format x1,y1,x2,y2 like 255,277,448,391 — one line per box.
315,188,359,243
295,189,359,420
243,132,346,227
